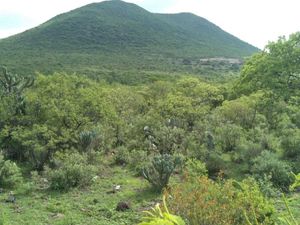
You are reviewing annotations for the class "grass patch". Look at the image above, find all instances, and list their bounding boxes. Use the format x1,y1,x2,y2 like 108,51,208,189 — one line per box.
0,166,159,225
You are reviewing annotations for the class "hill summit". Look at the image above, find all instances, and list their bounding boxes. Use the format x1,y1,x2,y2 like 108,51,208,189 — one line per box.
0,0,259,76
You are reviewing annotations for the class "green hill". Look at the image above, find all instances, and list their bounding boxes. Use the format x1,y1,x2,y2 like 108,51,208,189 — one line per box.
0,0,259,77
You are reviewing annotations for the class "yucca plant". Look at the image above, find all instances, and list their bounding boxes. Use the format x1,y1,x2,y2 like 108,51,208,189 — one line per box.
138,196,185,225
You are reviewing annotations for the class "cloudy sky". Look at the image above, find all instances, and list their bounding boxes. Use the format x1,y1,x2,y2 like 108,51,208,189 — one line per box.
0,0,299,48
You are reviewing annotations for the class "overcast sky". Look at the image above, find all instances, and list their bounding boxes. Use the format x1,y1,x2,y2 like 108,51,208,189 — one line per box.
0,0,299,49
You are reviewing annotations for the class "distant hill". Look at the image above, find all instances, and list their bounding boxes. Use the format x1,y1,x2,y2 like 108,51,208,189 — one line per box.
0,0,259,77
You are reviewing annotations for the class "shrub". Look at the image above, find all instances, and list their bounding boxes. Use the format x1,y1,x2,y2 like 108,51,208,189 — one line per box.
143,154,182,191
45,152,97,191
251,151,293,191
280,128,300,159
205,152,226,177
128,149,148,176
114,146,130,165
184,158,207,178
0,154,23,188
167,176,275,225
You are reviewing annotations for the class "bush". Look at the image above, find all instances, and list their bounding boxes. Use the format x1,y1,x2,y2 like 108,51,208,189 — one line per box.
167,176,275,225
0,154,23,188
45,152,98,191
281,128,300,159
251,151,293,191
184,158,207,178
114,146,130,165
128,149,148,176
205,152,226,177
143,154,182,191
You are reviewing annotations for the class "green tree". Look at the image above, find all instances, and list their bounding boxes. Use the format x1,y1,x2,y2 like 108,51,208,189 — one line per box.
237,32,300,100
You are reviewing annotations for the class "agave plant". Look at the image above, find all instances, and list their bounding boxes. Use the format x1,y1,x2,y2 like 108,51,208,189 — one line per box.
138,195,185,225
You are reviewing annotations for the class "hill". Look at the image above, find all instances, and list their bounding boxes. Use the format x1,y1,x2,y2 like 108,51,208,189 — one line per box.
0,0,259,77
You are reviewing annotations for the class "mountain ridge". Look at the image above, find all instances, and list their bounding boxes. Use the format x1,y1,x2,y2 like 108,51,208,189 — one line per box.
0,0,259,76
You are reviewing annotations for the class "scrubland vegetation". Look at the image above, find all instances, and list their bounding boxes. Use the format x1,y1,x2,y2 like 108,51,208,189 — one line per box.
0,26,299,225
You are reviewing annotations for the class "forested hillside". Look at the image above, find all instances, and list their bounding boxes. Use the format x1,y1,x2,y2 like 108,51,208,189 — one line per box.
0,0,258,77
0,33,299,224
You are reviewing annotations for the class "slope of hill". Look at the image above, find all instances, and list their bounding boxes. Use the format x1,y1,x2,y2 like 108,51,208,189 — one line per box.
0,0,259,77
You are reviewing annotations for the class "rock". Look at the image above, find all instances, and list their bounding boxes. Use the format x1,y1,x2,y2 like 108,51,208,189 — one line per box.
116,201,130,211
106,185,121,194
51,213,64,219
113,185,121,192
92,175,99,182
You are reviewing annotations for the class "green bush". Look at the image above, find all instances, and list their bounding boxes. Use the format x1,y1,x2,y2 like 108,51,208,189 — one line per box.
114,146,130,165
45,152,98,191
281,128,300,159
205,152,226,177
251,151,293,192
128,149,148,176
168,176,276,225
0,154,23,188
184,158,207,178
143,154,182,191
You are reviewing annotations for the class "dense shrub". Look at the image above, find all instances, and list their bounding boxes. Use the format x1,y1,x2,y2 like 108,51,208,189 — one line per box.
143,154,182,191
251,151,293,191
114,146,130,165
128,149,148,175
184,158,207,178
280,128,300,159
167,176,275,225
215,123,244,152
205,152,226,177
0,154,23,188
45,152,98,191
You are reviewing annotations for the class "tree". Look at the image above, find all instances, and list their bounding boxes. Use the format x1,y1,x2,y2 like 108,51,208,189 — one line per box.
236,32,300,100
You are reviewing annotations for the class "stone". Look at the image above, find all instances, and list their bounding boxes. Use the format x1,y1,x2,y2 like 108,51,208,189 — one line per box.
116,201,130,211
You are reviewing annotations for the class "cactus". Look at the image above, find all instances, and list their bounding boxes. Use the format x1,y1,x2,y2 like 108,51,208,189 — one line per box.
143,154,182,191
0,67,34,95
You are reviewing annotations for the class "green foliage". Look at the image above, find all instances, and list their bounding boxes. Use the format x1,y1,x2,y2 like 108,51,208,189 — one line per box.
290,172,300,191
215,122,244,152
0,1,257,79
184,158,207,178
251,151,293,192
280,128,300,160
237,32,300,99
0,73,116,170
114,146,131,165
168,176,275,225
205,152,226,177
45,152,98,191
143,154,182,191
78,130,97,152
0,153,23,188
0,67,34,95
138,196,185,225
